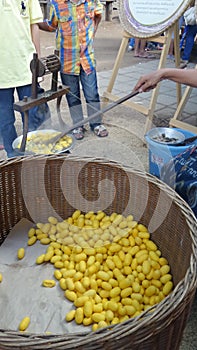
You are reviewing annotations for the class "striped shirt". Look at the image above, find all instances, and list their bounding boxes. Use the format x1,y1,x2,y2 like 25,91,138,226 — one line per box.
48,0,103,75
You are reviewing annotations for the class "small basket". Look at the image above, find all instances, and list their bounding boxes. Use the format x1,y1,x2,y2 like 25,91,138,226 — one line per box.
0,154,196,350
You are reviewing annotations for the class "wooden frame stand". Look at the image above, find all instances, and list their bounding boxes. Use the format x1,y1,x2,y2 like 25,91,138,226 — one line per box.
102,21,196,134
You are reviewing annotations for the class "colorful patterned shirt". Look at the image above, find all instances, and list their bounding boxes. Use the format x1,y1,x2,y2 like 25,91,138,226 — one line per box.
48,0,103,75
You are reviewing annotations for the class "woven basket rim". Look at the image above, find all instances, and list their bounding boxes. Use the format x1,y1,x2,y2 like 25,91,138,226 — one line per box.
0,154,197,347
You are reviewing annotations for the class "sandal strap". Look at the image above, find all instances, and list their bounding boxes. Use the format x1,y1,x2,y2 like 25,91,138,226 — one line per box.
93,124,108,137
94,124,107,132
94,124,106,130
72,127,85,140
72,127,84,134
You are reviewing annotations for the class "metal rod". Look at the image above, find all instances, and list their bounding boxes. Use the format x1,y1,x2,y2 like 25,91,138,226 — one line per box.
56,95,65,129
31,53,38,99
20,110,29,152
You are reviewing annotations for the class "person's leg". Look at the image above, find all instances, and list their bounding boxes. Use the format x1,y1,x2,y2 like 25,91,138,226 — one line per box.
135,39,156,58
134,38,140,56
23,85,51,131
0,88,18,157
139,39,147,55
128,37,135,51
180,25,188,50
60,72,85,139
167,38,174,59
60,73,84,125
181,24,197,61
80,67,108,137
129,38,135,47
80,67,100,125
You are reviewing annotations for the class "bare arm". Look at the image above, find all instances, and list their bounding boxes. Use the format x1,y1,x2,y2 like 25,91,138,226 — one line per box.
134,68,197,92
31,23,41,57
94,14,102,36
38,21,56,32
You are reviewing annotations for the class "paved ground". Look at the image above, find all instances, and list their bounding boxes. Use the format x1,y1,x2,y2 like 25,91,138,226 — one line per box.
1,8,197,162
0,8,197,349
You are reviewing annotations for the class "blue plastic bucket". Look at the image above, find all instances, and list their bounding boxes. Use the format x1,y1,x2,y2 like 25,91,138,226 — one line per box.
145,128,197,178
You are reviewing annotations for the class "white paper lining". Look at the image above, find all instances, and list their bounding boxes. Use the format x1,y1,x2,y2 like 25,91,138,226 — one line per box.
0,219,89,334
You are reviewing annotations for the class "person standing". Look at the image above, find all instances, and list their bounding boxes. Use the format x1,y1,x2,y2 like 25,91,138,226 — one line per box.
39,0,108,140
181,24,197,64
0,0,43,158
181,0,197,65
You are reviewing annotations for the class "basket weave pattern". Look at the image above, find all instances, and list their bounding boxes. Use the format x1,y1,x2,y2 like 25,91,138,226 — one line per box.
0,155,196,350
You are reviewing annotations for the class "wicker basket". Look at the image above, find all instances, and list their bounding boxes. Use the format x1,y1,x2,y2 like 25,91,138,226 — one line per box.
0,155,196,350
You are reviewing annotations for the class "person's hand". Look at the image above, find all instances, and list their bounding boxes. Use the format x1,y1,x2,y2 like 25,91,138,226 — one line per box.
134,70,163,92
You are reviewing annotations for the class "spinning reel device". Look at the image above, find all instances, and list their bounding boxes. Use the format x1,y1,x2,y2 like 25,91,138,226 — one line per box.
13,50,69,152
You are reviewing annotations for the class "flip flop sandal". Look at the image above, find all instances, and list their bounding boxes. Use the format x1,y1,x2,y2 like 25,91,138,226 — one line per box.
72,127,84,140
93,124,108,137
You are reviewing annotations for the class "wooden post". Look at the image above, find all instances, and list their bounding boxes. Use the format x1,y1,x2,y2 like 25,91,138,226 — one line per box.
174,20,182,104
144,26,174,133
39,0,48,19
105,0,114,21
103,31,130,97
169,64,197,133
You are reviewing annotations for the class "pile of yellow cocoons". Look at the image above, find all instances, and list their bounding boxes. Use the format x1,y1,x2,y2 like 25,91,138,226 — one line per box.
28,210,173,332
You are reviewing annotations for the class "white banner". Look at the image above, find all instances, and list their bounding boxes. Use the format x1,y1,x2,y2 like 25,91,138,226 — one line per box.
129,0,184,25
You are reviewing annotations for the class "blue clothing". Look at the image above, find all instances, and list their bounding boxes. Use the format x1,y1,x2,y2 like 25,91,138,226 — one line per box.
0,85,49,158
161,146,197,217
0,85,32,157
180,25,189,49
128,38,135,47
60,66,101,129
181,24,197,61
